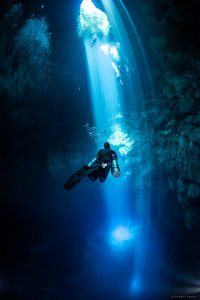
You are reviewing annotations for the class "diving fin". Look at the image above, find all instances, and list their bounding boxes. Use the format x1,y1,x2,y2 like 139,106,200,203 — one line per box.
64,174,82,191
64,165,90,191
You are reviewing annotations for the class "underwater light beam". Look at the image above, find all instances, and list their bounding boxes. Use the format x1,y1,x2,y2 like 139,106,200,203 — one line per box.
111,224,141,246
79,0,110,39
112,226,133,242
78,0,152,297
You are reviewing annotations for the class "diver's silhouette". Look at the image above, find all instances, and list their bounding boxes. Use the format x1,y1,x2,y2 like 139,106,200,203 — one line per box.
64,142,120,191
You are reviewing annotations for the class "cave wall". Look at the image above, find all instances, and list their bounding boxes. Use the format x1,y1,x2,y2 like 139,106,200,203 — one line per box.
132,0,200,234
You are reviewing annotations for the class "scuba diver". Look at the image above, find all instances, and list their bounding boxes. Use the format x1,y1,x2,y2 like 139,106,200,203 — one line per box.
64,142,120,191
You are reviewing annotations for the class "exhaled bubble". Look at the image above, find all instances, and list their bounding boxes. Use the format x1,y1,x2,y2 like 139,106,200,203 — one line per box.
12,17,51,93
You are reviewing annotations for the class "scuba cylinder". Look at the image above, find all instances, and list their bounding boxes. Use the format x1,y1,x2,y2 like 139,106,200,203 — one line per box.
88,157,98,168
111,158,120,178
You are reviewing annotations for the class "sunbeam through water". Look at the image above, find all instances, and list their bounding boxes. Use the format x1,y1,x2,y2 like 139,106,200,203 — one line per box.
78,0,153,297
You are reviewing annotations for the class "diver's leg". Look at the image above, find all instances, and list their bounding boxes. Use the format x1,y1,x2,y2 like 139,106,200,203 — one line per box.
99,176,106,183
77,165,90,176
99,167,110,183
64,159,99,190
88,169,98,181
86,159,99,181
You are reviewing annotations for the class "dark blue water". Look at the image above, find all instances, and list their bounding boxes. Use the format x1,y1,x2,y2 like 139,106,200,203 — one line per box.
0,1,200,299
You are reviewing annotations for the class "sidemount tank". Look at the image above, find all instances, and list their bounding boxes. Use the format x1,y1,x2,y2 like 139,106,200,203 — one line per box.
88,157,98,168
111,159,120,178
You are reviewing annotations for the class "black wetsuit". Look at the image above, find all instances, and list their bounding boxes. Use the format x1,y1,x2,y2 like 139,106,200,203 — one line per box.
64,148,118,190
88,149,118,182
97,149,117,162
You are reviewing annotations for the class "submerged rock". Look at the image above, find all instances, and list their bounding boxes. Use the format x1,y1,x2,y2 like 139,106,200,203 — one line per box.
142,0,200,236
187,183,200,200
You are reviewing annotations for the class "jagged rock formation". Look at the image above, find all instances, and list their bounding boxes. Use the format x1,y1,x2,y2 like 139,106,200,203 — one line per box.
133,0,200,235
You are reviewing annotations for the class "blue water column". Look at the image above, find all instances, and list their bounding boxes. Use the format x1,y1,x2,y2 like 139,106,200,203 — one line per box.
78,0,152,296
